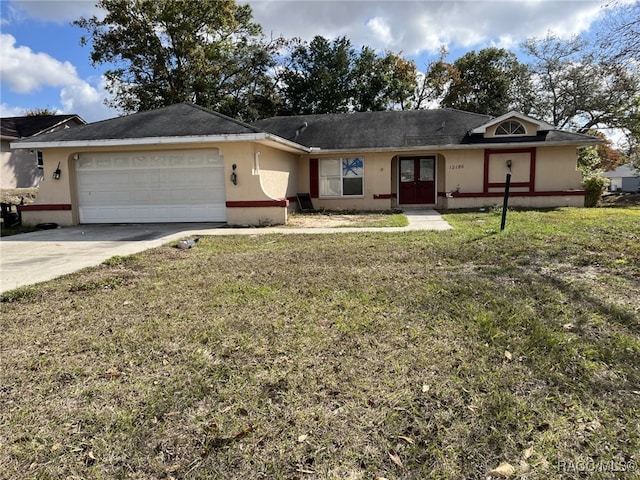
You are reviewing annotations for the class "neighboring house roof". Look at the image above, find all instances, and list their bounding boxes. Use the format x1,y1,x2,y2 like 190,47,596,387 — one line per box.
603,164,640,178
0,114,85,139
13,103,309,153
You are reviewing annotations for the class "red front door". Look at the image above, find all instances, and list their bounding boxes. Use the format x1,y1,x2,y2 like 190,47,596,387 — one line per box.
399,156,436,204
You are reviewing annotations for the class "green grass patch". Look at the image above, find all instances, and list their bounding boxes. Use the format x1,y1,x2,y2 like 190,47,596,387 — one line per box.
1,207,639,479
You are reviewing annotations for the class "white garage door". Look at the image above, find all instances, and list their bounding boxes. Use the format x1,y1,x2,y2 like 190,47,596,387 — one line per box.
76,149,226,223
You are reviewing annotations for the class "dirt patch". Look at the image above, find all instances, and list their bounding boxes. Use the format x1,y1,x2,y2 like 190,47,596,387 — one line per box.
600,192,640,206
286,213,376,228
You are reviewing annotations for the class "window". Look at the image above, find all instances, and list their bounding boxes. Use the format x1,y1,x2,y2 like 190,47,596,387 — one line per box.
36,151,43,169
495,120,525,136
320,157,363,197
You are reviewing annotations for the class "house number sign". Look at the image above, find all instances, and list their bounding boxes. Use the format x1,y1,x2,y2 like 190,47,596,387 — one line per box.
449,164,465,170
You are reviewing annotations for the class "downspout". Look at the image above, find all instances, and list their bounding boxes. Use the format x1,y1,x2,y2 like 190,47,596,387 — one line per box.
254,151,261,174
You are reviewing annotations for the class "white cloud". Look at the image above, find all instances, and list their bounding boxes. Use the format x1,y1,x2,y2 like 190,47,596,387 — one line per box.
246,0,611,57
366,17,393,47
0,102,33,117
7,0,102,24
0,33,78,93
0,33,116,122
60,75,116,122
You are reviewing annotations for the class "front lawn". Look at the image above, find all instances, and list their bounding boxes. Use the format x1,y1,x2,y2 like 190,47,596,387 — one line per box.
1,207,638,479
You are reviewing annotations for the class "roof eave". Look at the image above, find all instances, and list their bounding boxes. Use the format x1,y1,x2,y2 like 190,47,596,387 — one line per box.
259,133,311,153
306,139,602,155
11,132,305,150
31,115,87,137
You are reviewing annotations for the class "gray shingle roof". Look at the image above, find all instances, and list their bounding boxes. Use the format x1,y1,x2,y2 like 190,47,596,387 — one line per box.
252,109,493,150
1,114,82,138
13,103,262,144
13,103,600,150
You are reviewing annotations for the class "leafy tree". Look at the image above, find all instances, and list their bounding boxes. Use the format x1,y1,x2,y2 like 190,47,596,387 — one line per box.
598,0,640,68
578,131,623,173
441,47,534,116
279,36,355,115
379,53,418,110
351,47,417,111
24,107,58,116
350,46,391,111
413,46,458,110
278,36,417,114
74,0,280,120
522,33,640,133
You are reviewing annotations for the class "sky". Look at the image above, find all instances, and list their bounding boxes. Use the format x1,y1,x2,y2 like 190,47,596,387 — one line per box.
0,0,623,123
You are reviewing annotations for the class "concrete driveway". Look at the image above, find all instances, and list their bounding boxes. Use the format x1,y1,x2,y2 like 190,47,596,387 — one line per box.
0,223,225,293
0,210,451,293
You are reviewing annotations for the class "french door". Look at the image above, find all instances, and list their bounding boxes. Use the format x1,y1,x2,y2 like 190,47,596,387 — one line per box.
399,156,436,204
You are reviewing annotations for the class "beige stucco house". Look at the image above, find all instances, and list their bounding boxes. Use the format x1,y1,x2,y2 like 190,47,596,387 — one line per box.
12,103,600,226
1,114,85,189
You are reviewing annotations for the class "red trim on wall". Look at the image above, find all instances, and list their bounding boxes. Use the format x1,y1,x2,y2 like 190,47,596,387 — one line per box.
530,148,537,191
18,204,72,211
225,200,289,208
373,193,397,199
309,158,319,198
483,150,490,192
449,190,585,198
484,147,536,193
487,181,531,189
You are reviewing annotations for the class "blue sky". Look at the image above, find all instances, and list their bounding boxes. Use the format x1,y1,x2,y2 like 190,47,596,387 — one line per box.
0,0,620,123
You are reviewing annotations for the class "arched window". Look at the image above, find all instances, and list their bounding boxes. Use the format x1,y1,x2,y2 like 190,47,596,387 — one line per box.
495,120,526,136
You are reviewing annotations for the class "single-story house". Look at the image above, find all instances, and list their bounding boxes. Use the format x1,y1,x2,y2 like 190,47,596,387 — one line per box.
12,102,600,226
1,114,85,189
603,164,640,192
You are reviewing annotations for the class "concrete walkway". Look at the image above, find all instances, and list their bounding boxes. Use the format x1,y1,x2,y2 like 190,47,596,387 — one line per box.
0,210,451,293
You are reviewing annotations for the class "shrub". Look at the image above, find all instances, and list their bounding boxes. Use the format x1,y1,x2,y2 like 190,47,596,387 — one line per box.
583,174,610,207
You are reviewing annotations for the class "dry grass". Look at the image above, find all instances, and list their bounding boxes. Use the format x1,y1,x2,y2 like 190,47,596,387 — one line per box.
1,207,639,479
286,210,408,228
0,188,38,205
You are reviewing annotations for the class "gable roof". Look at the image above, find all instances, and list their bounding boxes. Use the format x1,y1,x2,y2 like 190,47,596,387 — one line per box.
470,110,555,134
1,114,84,139
603,164,640,178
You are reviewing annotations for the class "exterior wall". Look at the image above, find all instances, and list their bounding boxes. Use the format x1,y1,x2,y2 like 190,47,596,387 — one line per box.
297,146,585,212
442,150,485,194
622,177,640,192
297,152,401,211
535,146,582,191
485,118,539,137
1,139,43,188
442,145,585,209
16,138,591,226
253,144,298,201
444,194,584,209
19,208,73,226
226,206,287,226
225,143,297,225
19,147,82,226
19,142,298,226
608,177,623,191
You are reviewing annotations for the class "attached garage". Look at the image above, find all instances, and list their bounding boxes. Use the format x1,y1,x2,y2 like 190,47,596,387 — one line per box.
76,149,226,223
